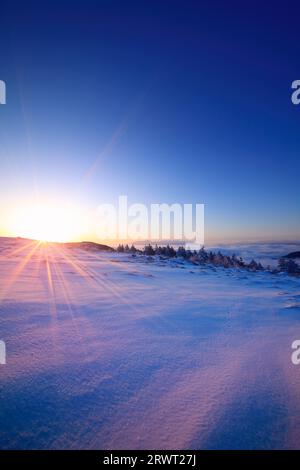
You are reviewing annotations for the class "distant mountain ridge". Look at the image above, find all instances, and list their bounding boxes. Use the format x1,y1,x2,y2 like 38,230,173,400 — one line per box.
284,251,300,259
63,241,114,252
0,237,114,252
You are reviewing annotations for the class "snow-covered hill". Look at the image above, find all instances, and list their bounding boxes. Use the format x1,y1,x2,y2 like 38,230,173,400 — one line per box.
0,237,300,449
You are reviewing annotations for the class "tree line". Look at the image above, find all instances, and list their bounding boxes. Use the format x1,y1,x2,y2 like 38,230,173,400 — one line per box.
115,243,300,276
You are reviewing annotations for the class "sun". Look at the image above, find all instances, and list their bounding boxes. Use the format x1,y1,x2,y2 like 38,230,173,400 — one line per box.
9,202,85,243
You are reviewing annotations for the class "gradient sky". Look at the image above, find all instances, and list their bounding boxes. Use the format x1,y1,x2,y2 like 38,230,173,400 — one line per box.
0,0,299,243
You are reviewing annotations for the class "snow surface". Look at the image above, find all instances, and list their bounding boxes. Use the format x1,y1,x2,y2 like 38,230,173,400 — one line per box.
0,237,300,449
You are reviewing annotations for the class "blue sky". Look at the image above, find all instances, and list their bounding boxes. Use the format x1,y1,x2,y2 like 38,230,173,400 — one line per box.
0,0,299,242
